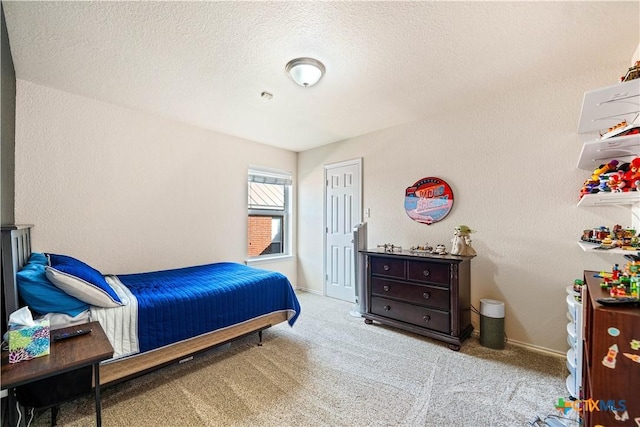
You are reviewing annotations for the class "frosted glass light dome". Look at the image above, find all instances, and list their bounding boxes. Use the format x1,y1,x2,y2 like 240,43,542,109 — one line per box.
285,58,325,87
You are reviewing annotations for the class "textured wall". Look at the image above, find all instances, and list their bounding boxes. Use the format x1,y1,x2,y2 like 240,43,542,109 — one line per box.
14,80,297,282
1,4,16,225
298,61,634,353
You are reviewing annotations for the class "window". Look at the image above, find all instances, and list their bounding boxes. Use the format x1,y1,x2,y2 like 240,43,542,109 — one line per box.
248,168,292,259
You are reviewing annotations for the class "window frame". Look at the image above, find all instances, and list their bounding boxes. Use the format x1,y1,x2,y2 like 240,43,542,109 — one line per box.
247,167,292,262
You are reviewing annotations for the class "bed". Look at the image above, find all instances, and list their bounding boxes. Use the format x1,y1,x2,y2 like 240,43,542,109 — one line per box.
1,224,301,386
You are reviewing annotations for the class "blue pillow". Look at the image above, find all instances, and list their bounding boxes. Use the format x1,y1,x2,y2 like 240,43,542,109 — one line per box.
45,253,123,308
29,252,48,265
16,262,89,316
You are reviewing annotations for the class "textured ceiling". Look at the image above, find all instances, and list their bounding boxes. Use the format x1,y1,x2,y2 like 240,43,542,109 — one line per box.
3,1,639,152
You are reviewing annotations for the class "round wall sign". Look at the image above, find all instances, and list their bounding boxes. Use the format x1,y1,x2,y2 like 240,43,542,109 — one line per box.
404,177,454,225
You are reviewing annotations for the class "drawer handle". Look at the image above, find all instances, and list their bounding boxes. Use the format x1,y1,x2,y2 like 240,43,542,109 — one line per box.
423,315,431,322
383,265,390,271
383,285,390,292
423,270,430,277
384,305,391,311
423,292,430,299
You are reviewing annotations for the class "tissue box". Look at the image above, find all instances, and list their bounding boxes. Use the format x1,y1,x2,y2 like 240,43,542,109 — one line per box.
8,320,50,363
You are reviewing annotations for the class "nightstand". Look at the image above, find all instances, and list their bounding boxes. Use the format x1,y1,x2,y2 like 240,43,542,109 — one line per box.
1,321,114,426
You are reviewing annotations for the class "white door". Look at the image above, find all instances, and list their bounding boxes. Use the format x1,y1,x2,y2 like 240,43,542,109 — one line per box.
324,159,362,302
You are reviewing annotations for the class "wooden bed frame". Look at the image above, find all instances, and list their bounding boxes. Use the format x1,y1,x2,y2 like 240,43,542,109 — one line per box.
1,224,288,386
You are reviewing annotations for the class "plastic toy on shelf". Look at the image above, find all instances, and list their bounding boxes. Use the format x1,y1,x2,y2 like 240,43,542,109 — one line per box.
620,60,640,82
623,157,640,190
581,224,638,251
600,120,640,140
579,157,640,199
573,279,584,293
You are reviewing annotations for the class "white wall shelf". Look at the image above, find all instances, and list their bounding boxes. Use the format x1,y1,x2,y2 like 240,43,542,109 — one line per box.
577,241,639,255
577,79,640,134
576,77,640,213
577,192,640,207
577,134,640,170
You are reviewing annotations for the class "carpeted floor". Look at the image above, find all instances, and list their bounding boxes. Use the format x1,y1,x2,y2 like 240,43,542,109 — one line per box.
25,291,570,426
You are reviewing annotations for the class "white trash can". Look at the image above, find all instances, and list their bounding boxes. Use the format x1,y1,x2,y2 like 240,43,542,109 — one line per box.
480,299,505,349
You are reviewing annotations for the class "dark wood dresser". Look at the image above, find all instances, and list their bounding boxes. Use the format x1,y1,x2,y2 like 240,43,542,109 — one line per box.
581,271,640,427
361,250,473,350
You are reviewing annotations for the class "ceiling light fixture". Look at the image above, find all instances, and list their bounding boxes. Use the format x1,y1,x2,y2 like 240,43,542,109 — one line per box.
285,57,325,87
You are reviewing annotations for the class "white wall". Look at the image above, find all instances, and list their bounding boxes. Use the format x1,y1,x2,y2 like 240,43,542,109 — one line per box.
14,80,297,282
298,61,634,353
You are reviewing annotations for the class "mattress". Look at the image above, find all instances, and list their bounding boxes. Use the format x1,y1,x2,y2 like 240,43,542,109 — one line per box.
91,262,300,360
91,276,139,360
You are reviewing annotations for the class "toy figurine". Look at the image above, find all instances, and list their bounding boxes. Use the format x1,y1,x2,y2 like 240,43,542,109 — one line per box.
612,264,621,281
623,158,640,190
607,171,628,192
434,244,447,255
410,244,433,253
450,225,476,256
630,279,639,298
591,160,619,182
597,173,614,192
620,61,640,82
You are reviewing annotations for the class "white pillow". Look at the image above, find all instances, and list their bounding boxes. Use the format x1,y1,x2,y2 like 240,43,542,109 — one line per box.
45,267,123,308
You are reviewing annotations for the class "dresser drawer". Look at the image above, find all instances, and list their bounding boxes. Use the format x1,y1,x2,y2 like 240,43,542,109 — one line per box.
370,257,405,279
371,278,450,311
371,297,450,334
406,260,450,286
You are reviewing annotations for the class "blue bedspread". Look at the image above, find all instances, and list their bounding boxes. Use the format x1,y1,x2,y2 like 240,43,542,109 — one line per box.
116,262,300,353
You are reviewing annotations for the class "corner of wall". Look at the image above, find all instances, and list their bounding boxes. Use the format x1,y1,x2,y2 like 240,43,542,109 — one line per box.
1,2,17,226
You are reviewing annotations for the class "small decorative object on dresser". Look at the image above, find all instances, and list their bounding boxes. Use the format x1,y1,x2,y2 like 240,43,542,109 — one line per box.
434,244,448,255
450,225,477,256
360,249,474,351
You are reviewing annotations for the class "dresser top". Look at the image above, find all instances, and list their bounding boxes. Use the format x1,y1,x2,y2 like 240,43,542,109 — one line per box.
361,249,474,262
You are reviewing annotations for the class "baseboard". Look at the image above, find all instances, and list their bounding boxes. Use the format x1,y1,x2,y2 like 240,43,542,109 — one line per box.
294,287,323,296
471,330,564,358
506,338,565,358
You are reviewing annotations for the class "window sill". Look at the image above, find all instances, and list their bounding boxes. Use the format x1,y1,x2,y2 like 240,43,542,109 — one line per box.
245,254,294,266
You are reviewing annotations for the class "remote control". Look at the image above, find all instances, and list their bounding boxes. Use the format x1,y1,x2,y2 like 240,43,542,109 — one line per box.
52,328,92,341
596,297,640,307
